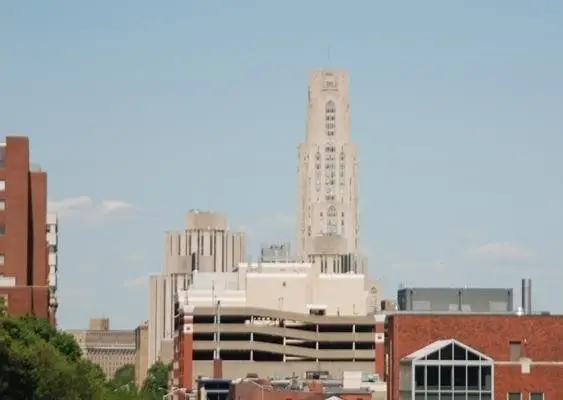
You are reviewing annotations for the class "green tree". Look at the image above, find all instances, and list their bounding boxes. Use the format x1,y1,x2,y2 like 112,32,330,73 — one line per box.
19,315,83,363
141,361,172,397
108,363,136,391
0,314,107,399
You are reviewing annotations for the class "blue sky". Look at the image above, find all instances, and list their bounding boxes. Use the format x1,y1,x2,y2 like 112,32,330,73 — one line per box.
1,1,563,328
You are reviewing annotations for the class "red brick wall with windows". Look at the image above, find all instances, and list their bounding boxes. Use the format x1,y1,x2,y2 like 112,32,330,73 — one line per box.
0,136,51,321
387,314,563,399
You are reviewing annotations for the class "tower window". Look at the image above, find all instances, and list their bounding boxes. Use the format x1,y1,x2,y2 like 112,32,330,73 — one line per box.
325,101,336,137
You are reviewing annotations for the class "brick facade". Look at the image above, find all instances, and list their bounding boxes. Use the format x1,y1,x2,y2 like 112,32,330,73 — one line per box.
174,306,194,391
374,314,385,379
387,314,563,399
0,136,52,322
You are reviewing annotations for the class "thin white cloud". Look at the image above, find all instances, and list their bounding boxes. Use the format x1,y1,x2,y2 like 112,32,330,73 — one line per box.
48,196,137,223
466,242,532,260
101,200,137,216
48,196,92,217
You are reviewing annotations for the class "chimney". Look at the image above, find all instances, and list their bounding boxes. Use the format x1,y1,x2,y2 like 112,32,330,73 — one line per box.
521,279,532,315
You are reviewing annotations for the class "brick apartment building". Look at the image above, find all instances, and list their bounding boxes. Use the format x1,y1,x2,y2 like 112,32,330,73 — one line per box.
0,136,58,324
386,313,563,399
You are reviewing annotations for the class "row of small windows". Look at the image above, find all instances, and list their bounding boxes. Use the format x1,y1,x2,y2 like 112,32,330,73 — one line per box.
314,150,344,160
325,101,335,137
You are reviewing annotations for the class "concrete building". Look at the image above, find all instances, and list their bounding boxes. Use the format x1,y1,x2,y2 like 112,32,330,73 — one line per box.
148,210,246,366
305,235,366,274
0,136,59,324
68,318,136,379
260,243,294,262
397,286,514,312
164,210,245,275
297,70,359,259
386,312,563,399
182,261,381,315
171,261,384,389
134,321,149,387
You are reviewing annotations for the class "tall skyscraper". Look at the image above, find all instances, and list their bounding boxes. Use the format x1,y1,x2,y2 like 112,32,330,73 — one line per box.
297,70,359,259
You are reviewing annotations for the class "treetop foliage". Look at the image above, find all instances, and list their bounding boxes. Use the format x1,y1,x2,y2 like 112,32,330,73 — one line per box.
0,309,173,400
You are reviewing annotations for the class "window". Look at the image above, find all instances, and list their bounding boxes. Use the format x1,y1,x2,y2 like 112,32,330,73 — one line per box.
0,253,4,265
0,180,4,191
327,206,337,234
325,101,336,137
530,394,544,400
409,340,493,399
507,394,522,400
0,200,4,211
509,341,522,361
0,225,4,236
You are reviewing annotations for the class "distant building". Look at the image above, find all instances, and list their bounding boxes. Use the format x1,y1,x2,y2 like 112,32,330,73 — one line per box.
134,321,149,387
397,287,514,313
68,318,136,378
260,243,294,262
172,261,384,389
148,210,246,367
386,312,563,399
0,136,59,324
297,70,360,259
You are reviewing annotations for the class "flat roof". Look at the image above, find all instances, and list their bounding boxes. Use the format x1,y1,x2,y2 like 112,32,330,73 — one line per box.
387,311,560,317
191,306,377,324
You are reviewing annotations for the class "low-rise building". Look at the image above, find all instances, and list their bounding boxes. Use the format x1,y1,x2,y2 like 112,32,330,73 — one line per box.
171,261,384,390
68,318,136,378
386,312,563,399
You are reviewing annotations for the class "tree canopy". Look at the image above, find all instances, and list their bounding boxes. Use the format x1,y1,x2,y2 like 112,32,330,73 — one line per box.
0,309,174,400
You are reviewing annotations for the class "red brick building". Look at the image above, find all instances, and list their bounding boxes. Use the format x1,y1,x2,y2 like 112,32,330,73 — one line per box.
231,378,372,400
0,136,57,324
386,313,563,399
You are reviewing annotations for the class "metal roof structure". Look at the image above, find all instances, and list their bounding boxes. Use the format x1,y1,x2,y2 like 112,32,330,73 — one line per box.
401,338,492,362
